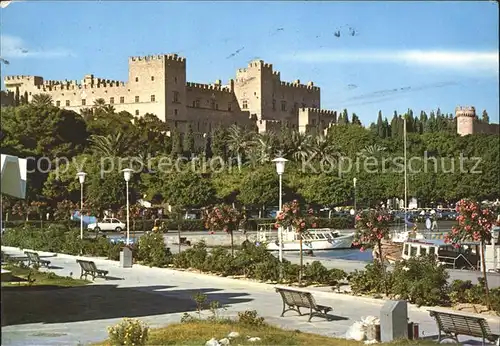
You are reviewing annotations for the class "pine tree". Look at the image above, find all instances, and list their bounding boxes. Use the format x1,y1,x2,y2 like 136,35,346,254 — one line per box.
482,110,490,123
184,124,195,156
14,86,20,106
204,133,213,158
212,127,228,161
351,113,362,126
391,111,399,138
377,111,384,138
383,118,390,138
342,109,350,124
170,129,183,158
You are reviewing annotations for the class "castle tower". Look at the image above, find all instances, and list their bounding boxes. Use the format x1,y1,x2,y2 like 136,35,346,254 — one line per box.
455,106,476,136
128,54,186,124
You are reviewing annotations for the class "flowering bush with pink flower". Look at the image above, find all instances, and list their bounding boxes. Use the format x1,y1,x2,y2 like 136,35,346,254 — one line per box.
445,198,497,310
445,199,495,246
275,200,318,284
353,209,392,253
274,200,317,233
203,204,243,256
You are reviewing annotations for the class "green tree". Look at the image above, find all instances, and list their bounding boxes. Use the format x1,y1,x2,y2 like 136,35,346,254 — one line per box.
170,129,183,158
184,124,195,156
482,110,490,123
162,171,216,211
351,113,361,126
376,111,384,138
212,127,228,161
238,165,281,217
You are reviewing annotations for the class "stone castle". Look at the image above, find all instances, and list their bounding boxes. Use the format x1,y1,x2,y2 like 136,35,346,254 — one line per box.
2,54,338,138
455,106,499,136
2,53,498,138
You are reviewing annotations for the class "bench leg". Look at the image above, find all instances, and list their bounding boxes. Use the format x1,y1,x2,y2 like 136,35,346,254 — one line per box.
308,307,314,322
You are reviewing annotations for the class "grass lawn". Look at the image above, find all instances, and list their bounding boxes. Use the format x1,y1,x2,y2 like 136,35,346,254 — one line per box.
1,263,90,287
96,320,438,346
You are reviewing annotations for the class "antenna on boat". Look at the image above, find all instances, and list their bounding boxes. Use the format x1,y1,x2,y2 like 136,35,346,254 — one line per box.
404,115,408,233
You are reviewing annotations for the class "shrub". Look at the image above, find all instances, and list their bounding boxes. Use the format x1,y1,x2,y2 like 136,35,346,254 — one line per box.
202,247,235,275
253,260,280,282
303,261,330,284
349,262,391,295
172,241,208,270
137,232,171,267
231,241,277,278
237,310,265,326
107,318,149,346
282,263,301,283
391,255,449,307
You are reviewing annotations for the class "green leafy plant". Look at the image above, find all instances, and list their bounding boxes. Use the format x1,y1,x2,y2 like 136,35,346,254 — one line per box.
237,310,265,327
391,255,449,307
137,232,171,267
349,262,391,295
107,318,149,346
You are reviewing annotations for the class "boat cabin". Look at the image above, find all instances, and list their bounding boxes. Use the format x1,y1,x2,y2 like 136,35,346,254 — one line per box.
402,239,480,270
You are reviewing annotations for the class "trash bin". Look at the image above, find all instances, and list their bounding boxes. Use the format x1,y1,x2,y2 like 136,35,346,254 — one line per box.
120,246,133,268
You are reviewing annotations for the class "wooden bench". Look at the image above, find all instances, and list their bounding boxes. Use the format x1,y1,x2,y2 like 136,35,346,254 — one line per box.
429,310,499,346
275,287,332,322
24,251,51,268
76,259,108,280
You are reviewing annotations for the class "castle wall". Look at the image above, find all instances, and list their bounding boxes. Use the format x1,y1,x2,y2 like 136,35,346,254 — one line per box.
474,121,500,135
3,53,338,136
298,107,337,135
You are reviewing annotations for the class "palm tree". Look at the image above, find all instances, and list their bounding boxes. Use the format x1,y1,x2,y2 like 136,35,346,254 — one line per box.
227,125,250,170
31,93,53,107
102,104,115,114
80,108,94,121
249,131,278,163
359,144,386,158
288,130,312,162
310,134,341,165
93,98,106,107
89,132,127,157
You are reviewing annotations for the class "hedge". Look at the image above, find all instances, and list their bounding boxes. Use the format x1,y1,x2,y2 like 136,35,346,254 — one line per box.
3,216,354,232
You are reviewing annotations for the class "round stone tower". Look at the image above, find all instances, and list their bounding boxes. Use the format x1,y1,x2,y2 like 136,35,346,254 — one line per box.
455,106,476,136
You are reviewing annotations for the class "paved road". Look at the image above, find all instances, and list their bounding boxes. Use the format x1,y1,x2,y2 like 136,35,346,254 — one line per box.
2,246,498,346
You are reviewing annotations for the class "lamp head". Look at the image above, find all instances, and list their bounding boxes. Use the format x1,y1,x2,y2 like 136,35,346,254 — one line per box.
353,177,357,187
122,168,134,182
76,172,87,184
272,157,288,175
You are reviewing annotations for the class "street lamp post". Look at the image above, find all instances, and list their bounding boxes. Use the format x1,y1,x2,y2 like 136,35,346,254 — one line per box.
272,157,288,265
122,168,134,245
353,177,357,215
76,172,87,240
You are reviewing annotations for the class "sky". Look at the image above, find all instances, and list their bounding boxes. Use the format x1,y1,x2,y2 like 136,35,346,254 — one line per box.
1,1,498,126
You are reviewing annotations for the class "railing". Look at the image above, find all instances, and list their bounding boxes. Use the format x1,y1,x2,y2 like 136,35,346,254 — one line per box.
437,253,477,270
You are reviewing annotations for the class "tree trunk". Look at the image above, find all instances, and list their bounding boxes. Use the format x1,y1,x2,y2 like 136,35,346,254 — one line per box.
481,241,492,310
378,241,388,295
299,234,303,285
230,231,234,258
178,223,181,255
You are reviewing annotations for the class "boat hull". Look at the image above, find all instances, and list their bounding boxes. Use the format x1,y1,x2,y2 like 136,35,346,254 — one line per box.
265,234,354,251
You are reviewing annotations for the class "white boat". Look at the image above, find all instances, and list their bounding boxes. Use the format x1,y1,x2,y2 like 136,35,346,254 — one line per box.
257,224,355,251
391,229,426,243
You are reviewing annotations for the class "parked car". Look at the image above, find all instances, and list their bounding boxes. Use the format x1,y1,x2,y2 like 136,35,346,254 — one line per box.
87,218,126,232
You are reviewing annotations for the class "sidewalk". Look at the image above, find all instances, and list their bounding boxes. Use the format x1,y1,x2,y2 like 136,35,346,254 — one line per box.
2,246,499,346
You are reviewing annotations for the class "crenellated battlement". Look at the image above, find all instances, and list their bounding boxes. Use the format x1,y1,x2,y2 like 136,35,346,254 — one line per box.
34,79,126,92
280,81,320,91
4,75,43,86
186,82,232,93
300,107,336,117
129,53,186,63
455,106,476,117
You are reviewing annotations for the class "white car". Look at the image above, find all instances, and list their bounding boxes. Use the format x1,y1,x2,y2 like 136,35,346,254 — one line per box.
87,218,126,232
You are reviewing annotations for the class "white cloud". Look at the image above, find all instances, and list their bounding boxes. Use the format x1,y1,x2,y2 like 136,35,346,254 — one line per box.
0,34,74,59
286,49,499,73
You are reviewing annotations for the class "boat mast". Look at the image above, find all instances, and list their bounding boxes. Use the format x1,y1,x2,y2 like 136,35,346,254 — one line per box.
404,115,408,232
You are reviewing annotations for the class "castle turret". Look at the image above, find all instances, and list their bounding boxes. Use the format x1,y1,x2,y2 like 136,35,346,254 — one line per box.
456,106,476,136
